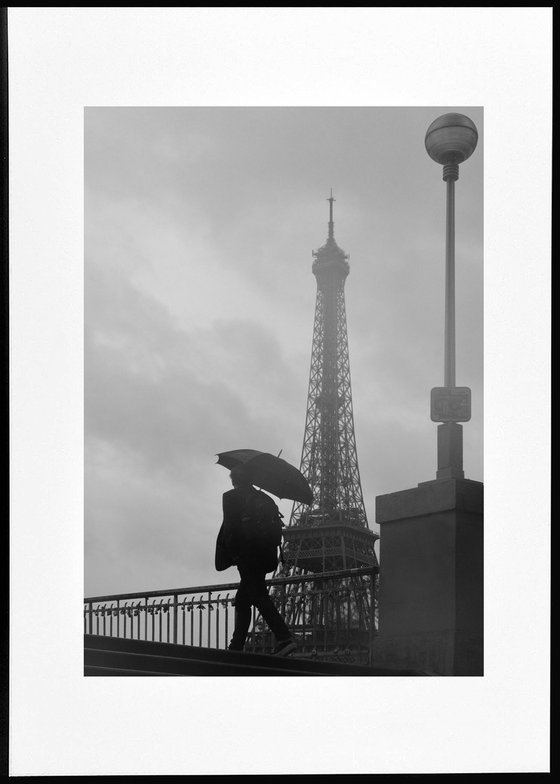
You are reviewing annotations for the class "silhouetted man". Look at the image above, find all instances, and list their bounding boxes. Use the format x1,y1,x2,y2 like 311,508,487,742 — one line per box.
215,465,296,656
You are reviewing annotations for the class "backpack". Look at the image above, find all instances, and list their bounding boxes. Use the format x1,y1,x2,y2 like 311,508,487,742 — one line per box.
238,490,284,572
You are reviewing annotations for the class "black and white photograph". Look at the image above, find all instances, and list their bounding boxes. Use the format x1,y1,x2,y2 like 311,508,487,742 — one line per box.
83,105,483,676
7,7,551,777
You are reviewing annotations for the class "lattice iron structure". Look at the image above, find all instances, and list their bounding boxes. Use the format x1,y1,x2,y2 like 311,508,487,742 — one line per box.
275,195,378,660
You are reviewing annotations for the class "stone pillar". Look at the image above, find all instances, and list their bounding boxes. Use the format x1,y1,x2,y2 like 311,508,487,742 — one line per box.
373,477,483,675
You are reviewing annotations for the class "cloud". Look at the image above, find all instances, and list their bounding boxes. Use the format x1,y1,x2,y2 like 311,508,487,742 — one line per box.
84,106,483,596
85,254,310,593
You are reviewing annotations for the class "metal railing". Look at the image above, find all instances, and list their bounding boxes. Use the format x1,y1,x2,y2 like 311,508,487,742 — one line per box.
84,566,378,662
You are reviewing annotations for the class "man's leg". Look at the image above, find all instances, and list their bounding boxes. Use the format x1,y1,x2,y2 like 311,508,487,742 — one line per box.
244,570,293,644
228,574,252,651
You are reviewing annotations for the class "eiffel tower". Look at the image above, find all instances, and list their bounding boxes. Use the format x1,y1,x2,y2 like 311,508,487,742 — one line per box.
277,194,379,658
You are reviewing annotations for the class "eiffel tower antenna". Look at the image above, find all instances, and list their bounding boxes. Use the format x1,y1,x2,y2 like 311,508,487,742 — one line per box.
328,188,335,239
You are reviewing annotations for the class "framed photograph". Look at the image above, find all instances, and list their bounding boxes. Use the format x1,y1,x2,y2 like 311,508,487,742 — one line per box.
7,7,551,776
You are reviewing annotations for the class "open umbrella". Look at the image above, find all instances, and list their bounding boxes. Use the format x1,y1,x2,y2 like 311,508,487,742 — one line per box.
216,449,312,505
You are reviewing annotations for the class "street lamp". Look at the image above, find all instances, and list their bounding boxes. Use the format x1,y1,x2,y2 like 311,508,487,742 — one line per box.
425,112,478,479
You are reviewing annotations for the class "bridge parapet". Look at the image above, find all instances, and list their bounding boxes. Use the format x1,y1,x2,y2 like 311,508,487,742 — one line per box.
84,566,378,663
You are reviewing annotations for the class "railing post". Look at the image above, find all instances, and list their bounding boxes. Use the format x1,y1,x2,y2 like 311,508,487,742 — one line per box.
224,597,230,650
173,594,178,644
190,598,194,645
166,599,171,642
215,594,221,650
144,597,148,641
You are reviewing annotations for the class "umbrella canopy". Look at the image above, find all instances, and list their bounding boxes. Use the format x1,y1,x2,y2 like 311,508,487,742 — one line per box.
216,449,312,505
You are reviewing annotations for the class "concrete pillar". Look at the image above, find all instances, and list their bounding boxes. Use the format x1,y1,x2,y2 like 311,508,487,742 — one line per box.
373,477,483,675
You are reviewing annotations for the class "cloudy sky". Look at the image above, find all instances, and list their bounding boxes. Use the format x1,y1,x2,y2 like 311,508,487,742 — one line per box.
84,106,483,597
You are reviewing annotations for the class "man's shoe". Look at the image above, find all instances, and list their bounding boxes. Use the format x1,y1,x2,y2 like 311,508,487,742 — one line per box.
272,638,297,657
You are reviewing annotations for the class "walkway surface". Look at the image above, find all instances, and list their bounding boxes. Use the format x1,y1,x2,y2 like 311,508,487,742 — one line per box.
84,634,425,676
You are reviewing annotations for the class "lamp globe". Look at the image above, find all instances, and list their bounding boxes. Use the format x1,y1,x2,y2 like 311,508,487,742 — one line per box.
425,113,478,166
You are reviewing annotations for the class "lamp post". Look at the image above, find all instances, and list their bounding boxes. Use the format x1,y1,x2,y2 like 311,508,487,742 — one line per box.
425,113,478,479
